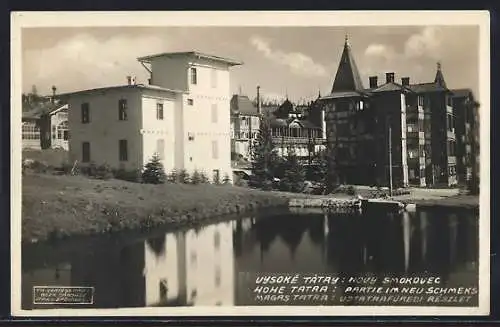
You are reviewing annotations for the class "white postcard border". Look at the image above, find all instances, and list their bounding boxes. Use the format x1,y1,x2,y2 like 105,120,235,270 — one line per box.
10,10,491,317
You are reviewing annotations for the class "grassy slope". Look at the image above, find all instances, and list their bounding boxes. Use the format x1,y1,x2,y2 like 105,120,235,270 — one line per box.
22,174,295,242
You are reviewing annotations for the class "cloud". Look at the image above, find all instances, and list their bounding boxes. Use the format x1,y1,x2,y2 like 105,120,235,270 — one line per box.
23,33,169,94
364,43,396,61
404,27,443,59
249,35,327,78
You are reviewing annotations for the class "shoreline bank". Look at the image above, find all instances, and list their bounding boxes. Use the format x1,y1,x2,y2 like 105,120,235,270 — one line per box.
22,174,298,244
21,174,479,243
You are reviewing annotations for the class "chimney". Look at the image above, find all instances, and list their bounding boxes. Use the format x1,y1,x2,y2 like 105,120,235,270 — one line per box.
386,72,395,84
401,77,410,86
127,76,132,85
51,85,57,103
369,76,378,89
256,85,261,114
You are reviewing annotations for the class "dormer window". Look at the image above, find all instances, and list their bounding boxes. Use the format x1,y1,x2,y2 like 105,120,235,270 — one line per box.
190,67,197,85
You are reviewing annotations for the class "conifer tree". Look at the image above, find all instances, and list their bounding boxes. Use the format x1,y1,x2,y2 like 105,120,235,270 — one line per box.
142,153,167,184
281,147,306,193
251,112,277,188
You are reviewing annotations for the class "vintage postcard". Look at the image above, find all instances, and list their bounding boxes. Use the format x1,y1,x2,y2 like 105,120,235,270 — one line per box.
11,11,490,317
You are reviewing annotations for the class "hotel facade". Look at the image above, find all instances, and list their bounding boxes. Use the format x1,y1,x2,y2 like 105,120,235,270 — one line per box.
61,52,241,183
320,38,480,188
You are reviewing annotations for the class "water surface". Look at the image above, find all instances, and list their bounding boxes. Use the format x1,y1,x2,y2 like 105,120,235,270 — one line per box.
22,206,479,309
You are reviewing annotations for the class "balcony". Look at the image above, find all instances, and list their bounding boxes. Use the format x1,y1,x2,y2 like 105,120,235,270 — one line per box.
273,136,326,145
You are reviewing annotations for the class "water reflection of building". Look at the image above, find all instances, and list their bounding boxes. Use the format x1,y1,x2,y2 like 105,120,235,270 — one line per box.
22,221,234,309
232,208,479,305
184,222,234,306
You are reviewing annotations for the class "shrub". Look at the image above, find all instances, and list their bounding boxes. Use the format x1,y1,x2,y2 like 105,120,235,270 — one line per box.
213,172,222,185
142,154,167,184
222,173,232,185
261,180,273,191
168,169,178,183
191,170,202,185
114,168,142,183
177,169,190,184
345,185,356,196
94,163,114,180
30,160,50,174
200,171,210,184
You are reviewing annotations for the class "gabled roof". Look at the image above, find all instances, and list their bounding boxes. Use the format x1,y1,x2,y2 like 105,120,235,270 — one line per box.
320,90,366,100
57,84,185,98
230,94,259,115
137,51,243,66
22,103,68,120
408,82,448,93
331,37,364,93
451,88,474,98
369,82,413,94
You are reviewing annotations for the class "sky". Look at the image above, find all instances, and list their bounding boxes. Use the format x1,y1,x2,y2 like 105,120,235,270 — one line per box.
21,26,479,103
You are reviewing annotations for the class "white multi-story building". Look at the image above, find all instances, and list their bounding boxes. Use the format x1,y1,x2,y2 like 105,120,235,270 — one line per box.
63,51,242,182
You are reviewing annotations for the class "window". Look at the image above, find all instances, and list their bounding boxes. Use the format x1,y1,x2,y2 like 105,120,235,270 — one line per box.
188,133,195,141
447,114,454,132
212,141,218,159
156,139,165,160
211,104,218,123
52,126,56,140
187,99,194,106
190,67,197,85
211,69,218,88
447,140,456,156
56,121,68,140
408,149,417,159
156,103,164,120
447,96,453,107
418,96,424,107
81,103,90,123
22,122,40,140
119,139,128,161
118,99,128,121
82,142,90,163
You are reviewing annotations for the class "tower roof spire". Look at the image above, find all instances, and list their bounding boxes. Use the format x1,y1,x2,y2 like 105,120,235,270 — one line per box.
331,36,364,93
434,61,447,88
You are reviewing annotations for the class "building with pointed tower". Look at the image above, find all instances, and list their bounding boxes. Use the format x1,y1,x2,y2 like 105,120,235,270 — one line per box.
319,36,479,188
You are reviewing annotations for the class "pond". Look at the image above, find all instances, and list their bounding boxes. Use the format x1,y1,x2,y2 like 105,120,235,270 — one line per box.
22,206,479,309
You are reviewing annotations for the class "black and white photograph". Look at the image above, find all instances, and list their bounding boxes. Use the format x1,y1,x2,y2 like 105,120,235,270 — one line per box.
11,11,490,317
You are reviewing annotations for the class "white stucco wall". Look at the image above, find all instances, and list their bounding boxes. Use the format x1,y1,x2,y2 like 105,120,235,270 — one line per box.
140,89,179,173
50,107,69,150
67,88,143,170
180,60,233,182
150,56,189,91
